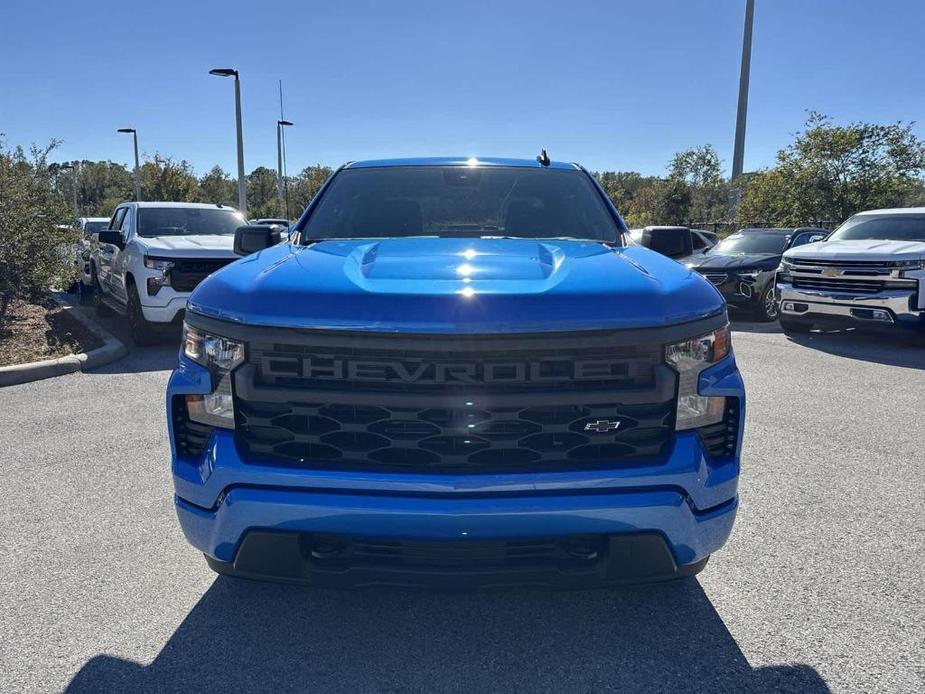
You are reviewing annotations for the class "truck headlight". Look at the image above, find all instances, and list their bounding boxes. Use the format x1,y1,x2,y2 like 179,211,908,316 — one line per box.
144,255,175,271
665,325,730,431
892,260,925,277
144,256,175,295
182,323,244,428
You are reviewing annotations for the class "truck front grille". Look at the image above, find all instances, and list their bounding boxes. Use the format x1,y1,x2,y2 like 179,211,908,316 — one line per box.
237,399,674,472
233,330,677,473
792,276,887,293
788,258,920,295
170,258,235,292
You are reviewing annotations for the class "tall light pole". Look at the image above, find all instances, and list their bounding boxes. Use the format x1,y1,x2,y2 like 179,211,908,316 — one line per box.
731,0,755,180
277,119,293,217
60,163,78,217
117,128,141,201
209,67,247,215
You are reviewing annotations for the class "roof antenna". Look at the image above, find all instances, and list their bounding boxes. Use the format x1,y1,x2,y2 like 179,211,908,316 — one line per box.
536,149,550,166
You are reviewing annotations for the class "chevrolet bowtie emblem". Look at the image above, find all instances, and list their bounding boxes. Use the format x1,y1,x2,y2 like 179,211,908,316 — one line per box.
584,419,621,433
822,268,841,277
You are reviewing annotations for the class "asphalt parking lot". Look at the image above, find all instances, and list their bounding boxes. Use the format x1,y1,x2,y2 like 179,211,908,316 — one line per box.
1,318,923,693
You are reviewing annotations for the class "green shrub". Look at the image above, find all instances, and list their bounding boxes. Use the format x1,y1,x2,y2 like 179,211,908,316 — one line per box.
0,139,78,324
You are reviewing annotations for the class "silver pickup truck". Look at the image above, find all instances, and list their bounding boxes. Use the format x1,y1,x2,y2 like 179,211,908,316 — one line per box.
776,208,925,337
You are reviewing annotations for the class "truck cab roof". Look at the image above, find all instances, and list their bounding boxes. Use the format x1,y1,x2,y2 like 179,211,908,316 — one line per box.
344,157,580,171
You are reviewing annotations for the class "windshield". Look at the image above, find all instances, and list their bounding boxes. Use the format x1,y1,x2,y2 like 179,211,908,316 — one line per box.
828,214,925,243
712,232,788,256
137,208,246,237
300,166,622,242
83,221,108,235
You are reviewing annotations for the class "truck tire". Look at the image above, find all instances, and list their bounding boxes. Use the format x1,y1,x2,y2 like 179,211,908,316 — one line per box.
92,271,114,316
127,283,159,346
780,315,812,335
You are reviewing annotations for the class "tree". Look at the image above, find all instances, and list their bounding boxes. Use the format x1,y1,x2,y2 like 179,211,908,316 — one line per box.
288,165,334,216
739,113,925,226
246,166,281,219
623,177,691,227
0,139,77,324
200,165,236,207
50,160,133,217
668,145,730,224
139,154,200,202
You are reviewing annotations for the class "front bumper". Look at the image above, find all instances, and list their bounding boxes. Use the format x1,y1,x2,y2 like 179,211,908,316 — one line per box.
168,346,744,585
777,281,925,330
140,294,188,324
700,272,773,310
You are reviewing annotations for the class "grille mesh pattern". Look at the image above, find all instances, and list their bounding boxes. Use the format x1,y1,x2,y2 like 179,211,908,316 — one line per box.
237,400,674,472
170,258,235,292
235,332,676,473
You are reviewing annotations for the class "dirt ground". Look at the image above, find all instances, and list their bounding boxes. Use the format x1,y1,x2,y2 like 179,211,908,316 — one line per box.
0,298,102,367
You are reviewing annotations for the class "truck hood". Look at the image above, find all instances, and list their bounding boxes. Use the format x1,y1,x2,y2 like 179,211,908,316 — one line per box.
189,238,724,333
784,239,925,262
137,234,238,258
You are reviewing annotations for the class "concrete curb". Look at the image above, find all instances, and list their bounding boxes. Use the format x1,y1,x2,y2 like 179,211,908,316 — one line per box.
0,295,128,388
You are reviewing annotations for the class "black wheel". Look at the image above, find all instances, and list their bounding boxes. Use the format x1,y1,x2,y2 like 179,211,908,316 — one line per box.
92,270,114,316
756,286,780,322
780,315,813,335
127,283,159,346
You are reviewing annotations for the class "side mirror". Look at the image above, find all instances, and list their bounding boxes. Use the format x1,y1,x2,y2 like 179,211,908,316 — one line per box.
98,230,124,249
234,225,281,256
809,234,826,243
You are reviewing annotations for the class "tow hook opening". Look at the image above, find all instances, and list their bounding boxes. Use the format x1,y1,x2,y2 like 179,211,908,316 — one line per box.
309,537,349,560
563,536,603,561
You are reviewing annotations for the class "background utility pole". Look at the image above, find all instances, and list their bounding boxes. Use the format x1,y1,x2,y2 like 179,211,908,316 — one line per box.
731,0,755,180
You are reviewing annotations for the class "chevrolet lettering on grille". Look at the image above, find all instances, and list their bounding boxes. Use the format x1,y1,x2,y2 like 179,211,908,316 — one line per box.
261,356,631,384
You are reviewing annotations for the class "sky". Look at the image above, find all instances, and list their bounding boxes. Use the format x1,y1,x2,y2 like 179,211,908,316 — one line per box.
3,0,925,178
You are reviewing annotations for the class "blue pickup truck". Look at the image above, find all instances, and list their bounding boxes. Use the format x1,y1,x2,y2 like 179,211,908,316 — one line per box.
167,156,744,588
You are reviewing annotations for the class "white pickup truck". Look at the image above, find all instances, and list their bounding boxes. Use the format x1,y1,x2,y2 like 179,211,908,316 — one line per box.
92,202,246,343
777,208,925,338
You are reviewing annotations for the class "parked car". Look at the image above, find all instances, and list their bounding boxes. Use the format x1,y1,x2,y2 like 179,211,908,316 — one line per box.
252,217,292,241
789,227,830,248
252,217,290,227
777,208,925,337
167,156,745,588
76,217,110,289
629,226,716,262
92,202,245,344
685,228,811,321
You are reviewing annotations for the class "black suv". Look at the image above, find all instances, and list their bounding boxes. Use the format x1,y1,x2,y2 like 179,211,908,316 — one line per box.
685,227,827,321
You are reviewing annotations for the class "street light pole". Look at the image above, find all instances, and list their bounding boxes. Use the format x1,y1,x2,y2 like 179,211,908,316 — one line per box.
277,119,293,216
732,0,755,181
210,68,247,215
117,128,141,200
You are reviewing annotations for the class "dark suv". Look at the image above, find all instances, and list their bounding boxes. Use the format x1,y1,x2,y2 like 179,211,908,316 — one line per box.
685,228,826,321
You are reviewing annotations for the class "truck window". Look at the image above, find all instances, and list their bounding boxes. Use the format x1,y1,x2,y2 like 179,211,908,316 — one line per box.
301,166,623,243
